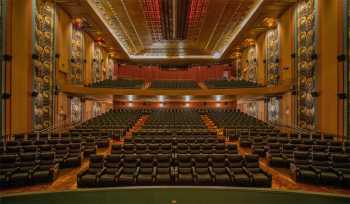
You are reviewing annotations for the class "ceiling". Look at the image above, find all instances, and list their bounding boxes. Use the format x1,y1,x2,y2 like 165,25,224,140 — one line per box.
56,0,296,62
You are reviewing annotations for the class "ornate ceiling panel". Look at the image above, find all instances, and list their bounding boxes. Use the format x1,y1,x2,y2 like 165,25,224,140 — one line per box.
57,0,296,61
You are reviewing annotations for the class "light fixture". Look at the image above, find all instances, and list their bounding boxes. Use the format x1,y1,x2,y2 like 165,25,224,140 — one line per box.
215,95,222,102
263,17,277,28
158,95,165,102
128,102,133,107
184,95,191,102
127,95,134,102
185,103,190,108
159,103,164,108
213,52,221,59
216,103,221,107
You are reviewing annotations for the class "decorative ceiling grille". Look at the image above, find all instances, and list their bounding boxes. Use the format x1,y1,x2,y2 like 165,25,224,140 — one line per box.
142,0,162,41
186,0,208,40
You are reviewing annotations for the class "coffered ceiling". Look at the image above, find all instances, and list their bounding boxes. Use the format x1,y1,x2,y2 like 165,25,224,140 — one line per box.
56,0,296,62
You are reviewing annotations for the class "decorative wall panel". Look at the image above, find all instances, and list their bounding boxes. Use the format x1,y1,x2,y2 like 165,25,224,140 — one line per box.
32,0,55,131
107,57,114,80
268,97,280,123
346,0,350,139
71,97,82,123
0,0,6,136
92,43,102,83
247,46,257,82
247,102,258,118
92,101,102,118
294,0,318,130
70,26,84,84
234,56,243,80
265,28,280,85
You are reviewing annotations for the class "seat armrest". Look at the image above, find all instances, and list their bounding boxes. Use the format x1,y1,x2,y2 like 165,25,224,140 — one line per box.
225,167,233,176
97,167,106,177
209,167,215,176
116,166,124,176
243,167,253,177
77,168,89,178
133,167,140,177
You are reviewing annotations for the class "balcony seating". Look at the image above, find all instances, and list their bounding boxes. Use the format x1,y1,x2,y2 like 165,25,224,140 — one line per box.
88,79,144,89
205,80,262,89
150,80,200,89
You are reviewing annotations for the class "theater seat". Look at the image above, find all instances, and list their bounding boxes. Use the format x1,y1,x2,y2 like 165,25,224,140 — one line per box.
332,154,350,187
65,143,83,168
176,154,194,185
77,155,105,187
117,155,139,186
0,154,18,187
10,153,38,186
137,155,155,185
226,154,250,186
193,155,212,185
290,151,317,184
32,152,59,183
209,154,231,186
155,154,173,185
99,154,122,187
244,155,271,187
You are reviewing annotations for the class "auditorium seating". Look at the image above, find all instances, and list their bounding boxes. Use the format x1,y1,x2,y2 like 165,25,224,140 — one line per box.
205,80,262,89
77,153,271,187
0,152,59,187
88,79,144,89
149,80,200,89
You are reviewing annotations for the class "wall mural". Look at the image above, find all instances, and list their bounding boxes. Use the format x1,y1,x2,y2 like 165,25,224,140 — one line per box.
234,55,243,80
71,97,82,123
268,97,280,123
294,0,318,130
107,57,114,80
32,0,55,131
247,102,258,118
92,43,102,83
92,101,102,118
247,46,257,82
70,26,84,84
265,28,280,85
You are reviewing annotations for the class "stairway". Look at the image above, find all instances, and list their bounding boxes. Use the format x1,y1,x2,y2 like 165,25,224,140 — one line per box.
198,82,208,89
124,115,149,139
143,82,152,89
201,115,225,140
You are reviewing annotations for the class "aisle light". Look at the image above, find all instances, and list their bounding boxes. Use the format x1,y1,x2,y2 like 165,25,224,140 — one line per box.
159,103,164,108
185,103,190,108
184,95,191,102
216,103,221,107
128,102,133,107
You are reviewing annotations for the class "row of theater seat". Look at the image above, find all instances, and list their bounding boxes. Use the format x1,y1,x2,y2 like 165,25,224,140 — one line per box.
124,137,225,144
205,80,262,89
0,153,59,187
111,143,238,155
2,138,98,158
149,80,200,89
87,79,144,89
77,154,271,187
243,136,349,157
290,152,349,186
